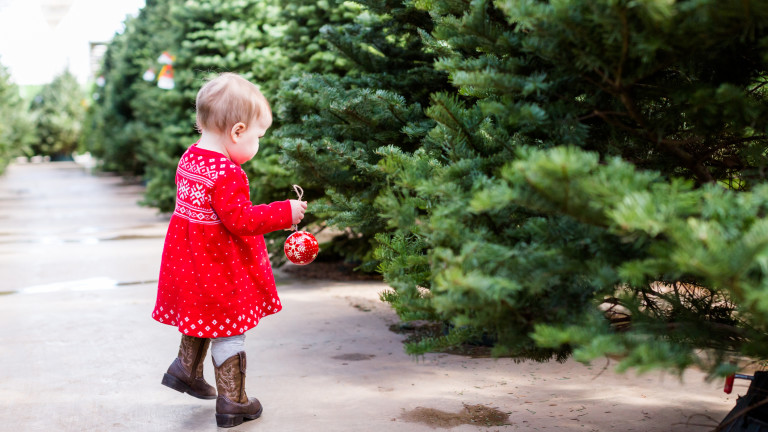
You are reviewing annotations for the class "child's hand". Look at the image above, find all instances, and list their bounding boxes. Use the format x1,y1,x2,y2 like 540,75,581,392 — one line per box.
290,199,307,225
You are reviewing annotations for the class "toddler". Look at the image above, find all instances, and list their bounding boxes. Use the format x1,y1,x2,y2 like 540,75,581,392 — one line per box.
151,72,306,428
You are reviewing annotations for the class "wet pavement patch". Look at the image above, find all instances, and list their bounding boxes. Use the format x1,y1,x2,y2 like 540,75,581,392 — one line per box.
352,303,372,312
102,234,165,241
401,403,511,428
0,234,165,245
389,321,494,358
117,280,158,287
332,353,375,361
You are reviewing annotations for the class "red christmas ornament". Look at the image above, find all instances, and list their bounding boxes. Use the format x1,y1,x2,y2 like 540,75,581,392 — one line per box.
284,231,319,265
283,185,318,265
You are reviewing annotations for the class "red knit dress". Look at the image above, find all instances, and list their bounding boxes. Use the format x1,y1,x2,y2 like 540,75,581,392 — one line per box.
152,144,292,338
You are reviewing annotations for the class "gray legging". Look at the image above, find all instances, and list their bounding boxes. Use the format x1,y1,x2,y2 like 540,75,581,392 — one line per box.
210,334,245,366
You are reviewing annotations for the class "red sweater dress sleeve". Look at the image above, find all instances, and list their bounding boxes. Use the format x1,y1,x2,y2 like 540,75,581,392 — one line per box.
212,168,292,236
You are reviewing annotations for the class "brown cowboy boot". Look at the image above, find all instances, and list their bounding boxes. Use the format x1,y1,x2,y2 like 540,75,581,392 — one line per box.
161,335,217,399
213,351,263,428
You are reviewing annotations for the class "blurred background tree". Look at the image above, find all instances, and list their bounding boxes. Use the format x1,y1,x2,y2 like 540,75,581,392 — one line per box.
27,70,85,160
0,60,33,172
84,0,369,259
81,0,184,185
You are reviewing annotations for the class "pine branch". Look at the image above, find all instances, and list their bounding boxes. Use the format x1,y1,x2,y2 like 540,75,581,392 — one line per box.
577,110,630,122
430,94,474,149
376,93,408,126
615,7,629,89
617,90,715,183
748,79,768,95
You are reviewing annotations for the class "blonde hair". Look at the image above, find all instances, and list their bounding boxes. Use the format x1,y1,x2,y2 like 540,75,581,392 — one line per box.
195,73,271,134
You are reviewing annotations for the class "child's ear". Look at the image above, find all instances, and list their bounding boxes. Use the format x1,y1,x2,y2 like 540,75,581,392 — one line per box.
230,122,246,142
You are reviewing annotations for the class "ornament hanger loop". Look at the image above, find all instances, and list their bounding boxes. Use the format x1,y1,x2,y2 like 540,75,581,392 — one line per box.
293,184,303,201
290,184,304,231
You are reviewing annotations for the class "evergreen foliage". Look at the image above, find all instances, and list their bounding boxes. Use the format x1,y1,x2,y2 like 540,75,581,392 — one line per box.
28,70,85,159
83,0,430,264
0,60,33,172
376,0,768,373
230,0,358,212
274,0,450,268
83,0,356,215
82,0,768,375
82,0,184,179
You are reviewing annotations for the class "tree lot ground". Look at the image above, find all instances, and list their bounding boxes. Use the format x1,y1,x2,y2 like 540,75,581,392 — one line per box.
0,161,739,431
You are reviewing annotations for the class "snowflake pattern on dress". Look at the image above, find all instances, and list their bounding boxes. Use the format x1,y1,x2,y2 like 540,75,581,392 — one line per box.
173,152,232,225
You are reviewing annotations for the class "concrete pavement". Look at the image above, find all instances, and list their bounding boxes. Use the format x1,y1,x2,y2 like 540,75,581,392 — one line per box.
0,161,736,431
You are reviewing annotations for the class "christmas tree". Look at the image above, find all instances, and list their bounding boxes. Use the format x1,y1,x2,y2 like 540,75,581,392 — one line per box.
84,0,358,216
240,0,358,213
275,0,450,268
82,0,184,184
376,0,768,374
0,60,32,171
28,70,85,159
